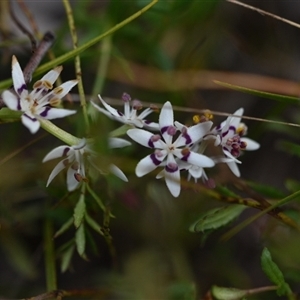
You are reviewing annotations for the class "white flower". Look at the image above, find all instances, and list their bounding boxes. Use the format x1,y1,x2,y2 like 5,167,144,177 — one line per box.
127,101,215,197
43,138,129,191
207,108,260,177
1,55,77,134
91,93,159,130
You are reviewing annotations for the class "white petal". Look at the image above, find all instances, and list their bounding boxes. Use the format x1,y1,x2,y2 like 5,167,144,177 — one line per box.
135,154,161,177
127,129,157,148
159,101,174,130
46,159,67,186
109,164,128,182
1,90,20,111
184,152,215,168
43,145,71,162
176,121,213,147
40,107,76,119
91,102,114,119
228,108,244,128
188,166,203,179
21,113,40,134
40,66,62,85
12,56,27,97
241,137,260,151
66,167,80,191
96,95,121,117
51,80,78,99
226,160,241,177
109,137,131,149
164,168,181,197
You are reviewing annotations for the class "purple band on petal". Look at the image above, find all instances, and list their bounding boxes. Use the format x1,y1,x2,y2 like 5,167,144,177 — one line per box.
17,84,27,95
148,139,154,148
40,106,51,117
165,164,178,173
144,120,151,124
182,132,192,145
222,130,229,137
23,113,37,122
181,151,191,162
150,153,161,166
229,125,236,133
63,147,70,156
161,126,168,134
117,110,124,117
17,98,22,110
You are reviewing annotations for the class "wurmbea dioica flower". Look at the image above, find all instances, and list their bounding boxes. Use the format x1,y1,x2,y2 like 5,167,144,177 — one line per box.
43,138,129,191
127,101,215,197
206,108,260,177
91,93,159,129
1,55,77,134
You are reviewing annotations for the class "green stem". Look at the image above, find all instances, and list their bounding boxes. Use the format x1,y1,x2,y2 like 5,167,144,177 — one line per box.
39,119,80,146
44,212,57,291
62,0,90,133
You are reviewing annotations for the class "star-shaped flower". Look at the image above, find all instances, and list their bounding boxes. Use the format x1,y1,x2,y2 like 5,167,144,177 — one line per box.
91,93,159,129
1,55,77,134
43,138,129,191
207,108,260,177
127,101,215,197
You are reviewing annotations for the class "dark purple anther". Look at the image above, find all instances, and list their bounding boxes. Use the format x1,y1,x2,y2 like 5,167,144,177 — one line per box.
122,93,131,102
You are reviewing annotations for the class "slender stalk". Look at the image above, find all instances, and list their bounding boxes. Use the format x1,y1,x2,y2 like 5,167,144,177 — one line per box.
62,0,89,133
44,211,57,291
227,0,300,29
222,189,300,241
39,119,80,146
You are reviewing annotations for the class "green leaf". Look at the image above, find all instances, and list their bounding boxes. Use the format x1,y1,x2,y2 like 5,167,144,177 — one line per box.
75,223,86,257
60,244,75,273
261,247,292,296
214,80,300,104
85,212,103,236
0,108,22,122
54,217,73,238
285,179,300,193
211,286,249,300
246,181,286,199
189,205,246,233
167,281,196,300
73,195,86,228
278,141,300,158
215,186,239,198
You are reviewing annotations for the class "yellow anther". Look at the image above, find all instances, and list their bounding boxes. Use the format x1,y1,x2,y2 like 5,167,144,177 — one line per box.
53,86,63,94
49,98,61,107
204,110,213,120
193,115,201,124
33,80,43,89
43,80,53,90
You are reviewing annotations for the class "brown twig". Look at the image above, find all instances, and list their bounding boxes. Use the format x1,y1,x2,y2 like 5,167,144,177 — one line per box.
23,31,55,83
9,0,36,52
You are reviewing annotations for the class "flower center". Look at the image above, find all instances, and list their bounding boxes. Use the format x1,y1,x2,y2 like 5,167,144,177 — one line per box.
224,134,247,157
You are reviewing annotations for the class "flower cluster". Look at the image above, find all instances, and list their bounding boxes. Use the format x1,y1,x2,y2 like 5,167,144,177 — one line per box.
1,55,259,196
43,137,130,191
92,96,260,197
1,56,77,134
